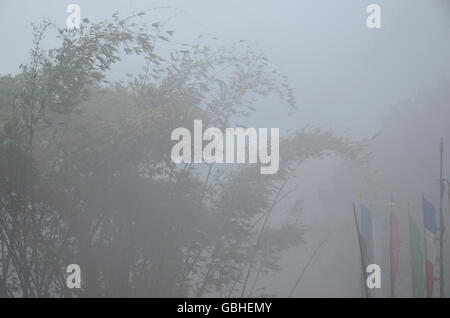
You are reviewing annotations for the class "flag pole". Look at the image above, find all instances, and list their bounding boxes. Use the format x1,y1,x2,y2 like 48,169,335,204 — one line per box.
408,207,415,297
390,212,394,298
384,212,389,297
422,196,431,297
353,202,369,298
370,200,376,298
439,138,445,297
389,196,395,298
447,179,450,217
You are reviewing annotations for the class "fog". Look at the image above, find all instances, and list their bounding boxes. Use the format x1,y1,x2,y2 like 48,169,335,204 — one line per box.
0,0,449,297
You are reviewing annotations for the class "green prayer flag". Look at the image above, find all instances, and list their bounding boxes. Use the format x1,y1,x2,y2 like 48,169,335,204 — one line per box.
409,215,426,297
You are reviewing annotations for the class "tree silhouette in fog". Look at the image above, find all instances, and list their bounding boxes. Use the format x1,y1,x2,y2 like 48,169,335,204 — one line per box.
0,13,365,297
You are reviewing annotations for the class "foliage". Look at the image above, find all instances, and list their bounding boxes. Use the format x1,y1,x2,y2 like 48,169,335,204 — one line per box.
0,13,365,297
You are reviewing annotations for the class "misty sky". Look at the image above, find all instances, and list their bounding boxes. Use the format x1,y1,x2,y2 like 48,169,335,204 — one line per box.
1,0,449,139
0,0,449,297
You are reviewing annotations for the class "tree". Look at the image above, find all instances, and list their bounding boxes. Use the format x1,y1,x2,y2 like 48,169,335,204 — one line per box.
0,12,365,297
